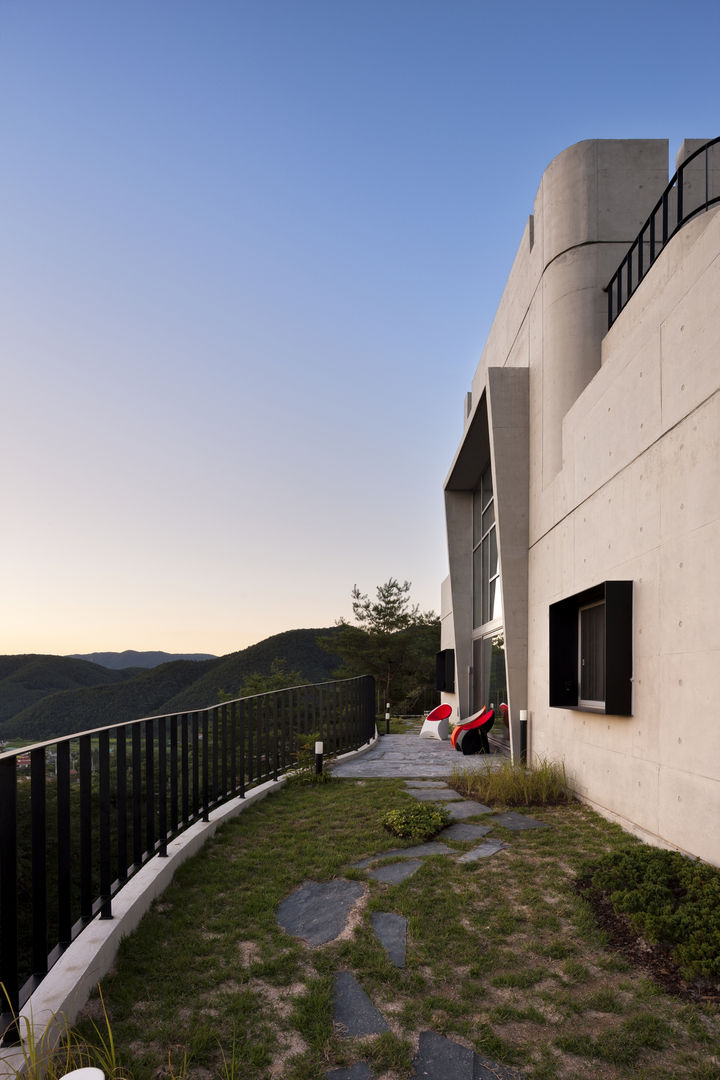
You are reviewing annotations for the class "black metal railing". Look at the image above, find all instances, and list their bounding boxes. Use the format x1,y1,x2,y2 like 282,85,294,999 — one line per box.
606,137,720,327
0,675,375,1040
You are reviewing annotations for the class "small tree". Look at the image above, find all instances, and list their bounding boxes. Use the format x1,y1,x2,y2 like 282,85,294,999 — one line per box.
319,579,440,715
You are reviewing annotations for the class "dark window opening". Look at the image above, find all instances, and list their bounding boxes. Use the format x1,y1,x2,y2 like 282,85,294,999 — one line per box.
436,649,455,693
549,581,632,716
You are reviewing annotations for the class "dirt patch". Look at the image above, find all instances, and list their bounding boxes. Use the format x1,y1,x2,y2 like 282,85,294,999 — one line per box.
237,939,261,966
269,1031,307,1078
576,878,720,1003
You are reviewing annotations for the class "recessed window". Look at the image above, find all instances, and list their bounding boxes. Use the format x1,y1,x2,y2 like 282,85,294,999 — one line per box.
472,464,502,629
549,582,632,715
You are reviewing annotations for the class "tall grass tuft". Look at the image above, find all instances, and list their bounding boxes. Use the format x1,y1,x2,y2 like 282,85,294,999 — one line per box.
450,757,572,806
1,983,123,1080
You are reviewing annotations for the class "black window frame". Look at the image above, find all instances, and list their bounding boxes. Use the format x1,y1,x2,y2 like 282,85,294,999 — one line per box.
549,581,633,716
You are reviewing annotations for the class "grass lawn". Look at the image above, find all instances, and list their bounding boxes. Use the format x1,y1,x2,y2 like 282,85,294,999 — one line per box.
74,778,720,1080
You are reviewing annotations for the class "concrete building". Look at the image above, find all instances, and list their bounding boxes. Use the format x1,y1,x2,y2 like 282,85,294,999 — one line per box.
441,137,720,866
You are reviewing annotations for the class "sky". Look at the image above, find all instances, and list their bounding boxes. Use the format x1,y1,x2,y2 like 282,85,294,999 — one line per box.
1,0,719,658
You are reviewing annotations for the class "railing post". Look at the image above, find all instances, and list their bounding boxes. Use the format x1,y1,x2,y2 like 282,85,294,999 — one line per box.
57,741,72,946
158,716,168,857
117,727,128,883
202,711,210,823
145,719,156,855
99,729,112,916
31,747,48,974
238,698,246,797
132,723,143,869
79,735,92,925
0,756,19,1043
170,714,179,834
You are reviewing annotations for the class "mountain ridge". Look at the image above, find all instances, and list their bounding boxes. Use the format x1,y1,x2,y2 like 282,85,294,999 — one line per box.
68,650,217,669
0,627,342,742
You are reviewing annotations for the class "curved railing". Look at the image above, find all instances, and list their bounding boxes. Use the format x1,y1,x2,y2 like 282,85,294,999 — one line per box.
606,137,720,327
0,675,375,1041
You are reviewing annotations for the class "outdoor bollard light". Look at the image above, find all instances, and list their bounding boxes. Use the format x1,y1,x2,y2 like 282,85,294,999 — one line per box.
315,740,324,775
385,702,390,735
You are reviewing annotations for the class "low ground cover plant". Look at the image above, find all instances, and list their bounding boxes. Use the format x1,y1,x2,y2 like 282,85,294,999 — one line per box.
380,802,451,840
579,845,720,984
450,756,572,806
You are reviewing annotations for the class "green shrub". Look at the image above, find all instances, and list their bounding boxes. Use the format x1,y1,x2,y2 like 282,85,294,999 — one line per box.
381,802,451,841
583,845,720,980
450,757,572,806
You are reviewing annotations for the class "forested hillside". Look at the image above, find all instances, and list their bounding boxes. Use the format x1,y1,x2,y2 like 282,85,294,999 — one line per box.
0,655,137,725
0,628,342,742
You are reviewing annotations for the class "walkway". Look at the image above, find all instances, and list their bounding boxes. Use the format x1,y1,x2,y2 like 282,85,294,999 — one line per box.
277,766,542,1079
332,731,508,779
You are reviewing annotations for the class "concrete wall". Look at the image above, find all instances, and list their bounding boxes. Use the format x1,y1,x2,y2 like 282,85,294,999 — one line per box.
529,204,720,866
444,137,720,865
439,575,459,721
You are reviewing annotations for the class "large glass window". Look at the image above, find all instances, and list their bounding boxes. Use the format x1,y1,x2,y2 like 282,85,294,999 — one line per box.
472,464,502,629
579,602,605,708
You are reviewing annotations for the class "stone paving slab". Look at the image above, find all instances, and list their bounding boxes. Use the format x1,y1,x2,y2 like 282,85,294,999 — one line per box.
366,859,424,884
406,789,464,802
445,800,493,820
371,912,407,967
334,971,389,1037
405,780,451,789
325,1065,375,1080
331,734,507,779
276,880,365,945
352,842,454,868
440,822,494,843
456,839,507,862
493,811,550,830
412,1030,520,1079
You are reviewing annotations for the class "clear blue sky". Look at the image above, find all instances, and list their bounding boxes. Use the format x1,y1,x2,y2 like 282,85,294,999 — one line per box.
2,0,718,656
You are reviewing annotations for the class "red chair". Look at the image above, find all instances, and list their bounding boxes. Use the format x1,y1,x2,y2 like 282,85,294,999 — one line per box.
451,707,495,755
420,702,453,740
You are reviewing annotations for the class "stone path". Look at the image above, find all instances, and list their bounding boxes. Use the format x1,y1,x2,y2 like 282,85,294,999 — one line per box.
275,770,546,1078
331,733,507,780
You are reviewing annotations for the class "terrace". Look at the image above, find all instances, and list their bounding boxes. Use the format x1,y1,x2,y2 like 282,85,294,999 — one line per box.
1,694,718,1079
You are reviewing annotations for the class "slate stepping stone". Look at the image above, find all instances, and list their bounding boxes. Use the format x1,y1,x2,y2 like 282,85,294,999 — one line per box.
276,880,365,945
493,811,549,830
445,800,492,820
371,912,407,967
366,859,424,884
407,789,464,802
352,842,453,869
456,839,507,862
325,1063,375,1080
405,781,450,789
334,971,389,1037
441,822,493,843
412,1030,520,1079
